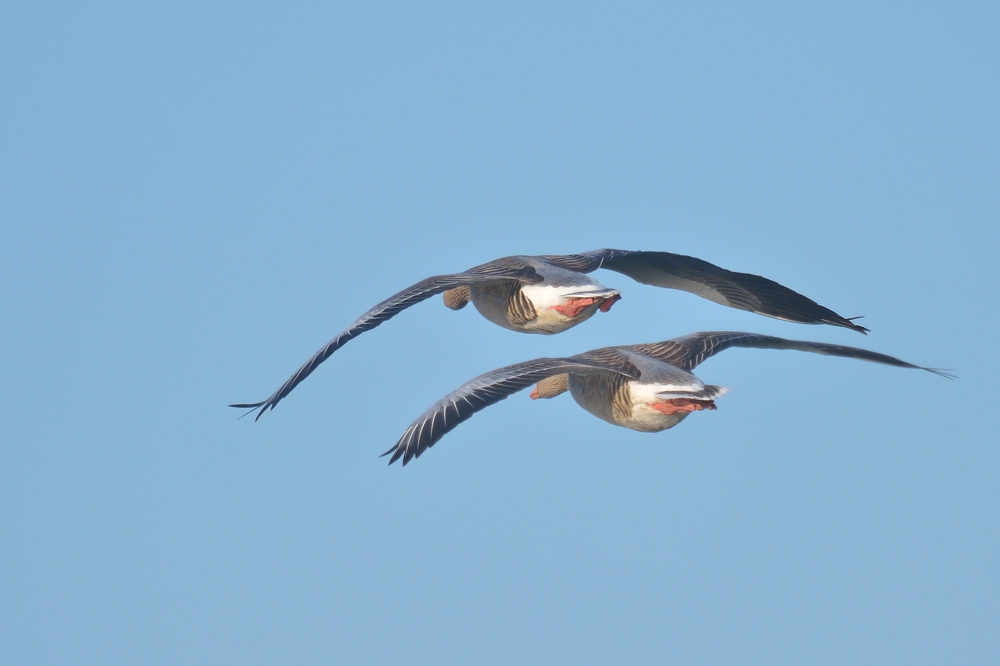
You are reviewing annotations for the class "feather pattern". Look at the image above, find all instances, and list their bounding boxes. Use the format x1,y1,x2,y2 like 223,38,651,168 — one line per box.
470,281,538,327
383,332,950,465
627,331,955,376
230,266,540,419
383,355,642,465
543,249,869,333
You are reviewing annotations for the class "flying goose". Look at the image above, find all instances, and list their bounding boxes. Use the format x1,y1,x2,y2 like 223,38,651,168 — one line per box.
383,332,950,465
232,250,868,420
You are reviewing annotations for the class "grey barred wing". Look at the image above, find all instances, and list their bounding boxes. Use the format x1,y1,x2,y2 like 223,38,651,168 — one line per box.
629,331,953,376
230,266,541,420
543,249,868,334
383,354,641,466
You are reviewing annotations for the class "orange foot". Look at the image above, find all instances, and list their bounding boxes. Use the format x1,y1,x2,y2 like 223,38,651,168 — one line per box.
649,398,717,415
552,295,622,317
599,294,622,313
551,297,600,318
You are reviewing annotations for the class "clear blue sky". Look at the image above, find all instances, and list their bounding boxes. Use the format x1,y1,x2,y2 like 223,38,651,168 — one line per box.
2,2,997,664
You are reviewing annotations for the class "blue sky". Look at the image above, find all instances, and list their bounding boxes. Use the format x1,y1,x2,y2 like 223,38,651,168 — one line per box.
1,2,997,664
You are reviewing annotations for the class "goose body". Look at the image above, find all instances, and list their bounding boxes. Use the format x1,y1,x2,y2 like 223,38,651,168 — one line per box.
233,250,868,420
382,332,951,466
567,351,729,432
470,262,620,334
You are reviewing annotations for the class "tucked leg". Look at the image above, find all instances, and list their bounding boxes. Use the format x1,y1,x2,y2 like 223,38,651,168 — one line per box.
649,399,717,415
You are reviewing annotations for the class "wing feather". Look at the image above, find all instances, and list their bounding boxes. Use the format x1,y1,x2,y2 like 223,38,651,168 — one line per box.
383,355,640,466
231,266,540,420
543,249,868,333
628,331,953,376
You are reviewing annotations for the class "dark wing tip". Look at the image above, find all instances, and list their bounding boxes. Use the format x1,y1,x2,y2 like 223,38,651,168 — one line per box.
228,400,270,421
381,442,406,466
925,367,957,380
843,316,871,335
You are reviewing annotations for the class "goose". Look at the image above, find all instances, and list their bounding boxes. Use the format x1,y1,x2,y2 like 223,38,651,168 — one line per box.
383,331,951,465
232,250,869,420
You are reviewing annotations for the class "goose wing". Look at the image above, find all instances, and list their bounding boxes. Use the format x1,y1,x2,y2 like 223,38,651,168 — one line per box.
231,264,540,420
542,249,868,333
384,353,641,466
627,331,953,376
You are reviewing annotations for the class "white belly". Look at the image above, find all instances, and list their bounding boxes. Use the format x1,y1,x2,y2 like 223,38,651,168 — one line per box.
625,405,690,432
519,303,600,334
518,283,615,334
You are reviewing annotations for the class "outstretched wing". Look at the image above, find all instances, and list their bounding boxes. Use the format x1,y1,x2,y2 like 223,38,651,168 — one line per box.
542,249,868,334
628,331,953,376
383,354,641,466
231,265,540,420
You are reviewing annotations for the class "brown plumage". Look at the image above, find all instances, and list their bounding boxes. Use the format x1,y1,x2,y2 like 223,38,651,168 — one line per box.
470,281,538,329
569,373,634,424
531,374,569,399
442,286,470,310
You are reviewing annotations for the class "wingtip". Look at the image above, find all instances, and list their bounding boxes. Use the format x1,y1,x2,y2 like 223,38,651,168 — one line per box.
844,316,870,335
229,401,267,421
382,444,405,466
